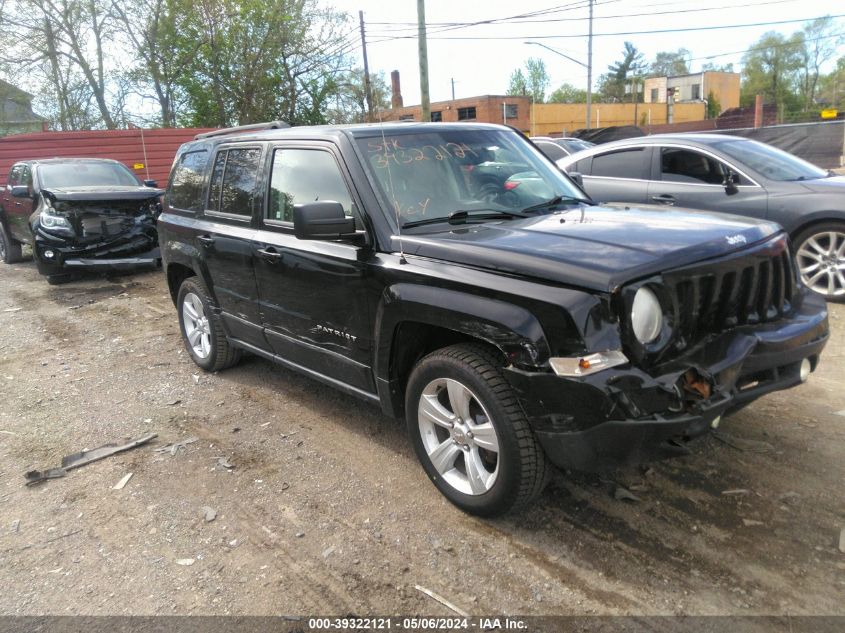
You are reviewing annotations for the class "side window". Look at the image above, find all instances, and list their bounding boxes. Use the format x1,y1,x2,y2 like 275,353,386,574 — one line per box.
207,147,262,217
7,164,21,187
661,148,727,185
266,149,354,223
167,150,208,212
591,148,649,180
20,165,32,190
571,157,591,174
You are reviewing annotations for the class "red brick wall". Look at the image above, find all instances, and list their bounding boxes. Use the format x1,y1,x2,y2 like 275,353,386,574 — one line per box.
0,127,215,187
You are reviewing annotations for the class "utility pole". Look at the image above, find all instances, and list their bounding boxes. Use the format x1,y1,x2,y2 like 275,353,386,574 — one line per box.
359,11,374,122
586,0,593,129
417,0,431,122
451,78,456,101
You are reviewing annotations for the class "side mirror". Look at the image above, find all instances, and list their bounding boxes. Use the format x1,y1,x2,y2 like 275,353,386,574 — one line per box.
10,185,31,198
143,179,158,188
567,171,584,188
293,201,358,241
722,171,740,194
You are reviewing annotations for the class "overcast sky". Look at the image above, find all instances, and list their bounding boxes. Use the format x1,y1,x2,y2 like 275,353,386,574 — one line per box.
332,0,844,105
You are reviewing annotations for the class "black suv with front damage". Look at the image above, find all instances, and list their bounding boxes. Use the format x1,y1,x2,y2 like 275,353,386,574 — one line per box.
158,122,828,516
0,158,163,284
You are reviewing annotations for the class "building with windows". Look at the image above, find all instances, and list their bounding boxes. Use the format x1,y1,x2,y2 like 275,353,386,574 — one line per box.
382,94,532,133
0,79,46,136
643,71,740,114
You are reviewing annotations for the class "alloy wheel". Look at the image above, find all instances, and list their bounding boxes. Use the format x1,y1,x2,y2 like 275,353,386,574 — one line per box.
181,292,212,359
796,230,845,298
417,377,500,496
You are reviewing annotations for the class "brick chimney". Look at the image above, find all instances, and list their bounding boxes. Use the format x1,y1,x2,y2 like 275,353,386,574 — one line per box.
391,70,403,109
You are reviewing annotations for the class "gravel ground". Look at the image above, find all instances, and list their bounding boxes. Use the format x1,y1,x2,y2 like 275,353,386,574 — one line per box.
0,258,843,617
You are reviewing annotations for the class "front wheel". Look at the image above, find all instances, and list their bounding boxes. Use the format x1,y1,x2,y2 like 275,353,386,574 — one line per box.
405,343,548,516
177,277,241,372
794,222,845,302
0,224,22,264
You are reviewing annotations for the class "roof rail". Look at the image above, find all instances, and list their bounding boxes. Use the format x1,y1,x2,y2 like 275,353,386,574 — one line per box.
194,120,290,140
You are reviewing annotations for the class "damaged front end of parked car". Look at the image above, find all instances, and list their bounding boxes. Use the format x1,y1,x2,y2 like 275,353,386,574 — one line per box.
505,233,829,471
32,187,164,283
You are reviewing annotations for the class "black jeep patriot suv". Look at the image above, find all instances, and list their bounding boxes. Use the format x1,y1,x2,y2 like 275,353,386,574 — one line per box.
158,122,828,516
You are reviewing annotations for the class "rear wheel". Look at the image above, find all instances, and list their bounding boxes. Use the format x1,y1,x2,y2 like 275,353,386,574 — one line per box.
0,224,22,264
405,343,548,516
794,222,845,302
177,277,241,372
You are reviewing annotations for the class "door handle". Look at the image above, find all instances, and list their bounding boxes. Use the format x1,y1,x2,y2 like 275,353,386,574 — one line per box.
256,247,283,263
651,195,675,206
196,235,215,246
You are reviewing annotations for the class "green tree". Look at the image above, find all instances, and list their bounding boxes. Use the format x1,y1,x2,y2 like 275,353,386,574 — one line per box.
817,55,845,111
741,31,803,116
112,0,193,127
706,90,721,118
598,41,646,102
548,82,587,103
649,49,690,77
506,57,549,103
797,16,844,111
701,61,735,73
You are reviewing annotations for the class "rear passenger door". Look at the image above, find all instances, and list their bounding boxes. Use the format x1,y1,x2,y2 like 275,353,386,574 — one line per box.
198,145,266,348
580,146,651,204
252,144,375,395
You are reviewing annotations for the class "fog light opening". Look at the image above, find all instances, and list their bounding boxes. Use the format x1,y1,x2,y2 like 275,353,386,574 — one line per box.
711,415,722,430
42,249,55,259
799,358,811,383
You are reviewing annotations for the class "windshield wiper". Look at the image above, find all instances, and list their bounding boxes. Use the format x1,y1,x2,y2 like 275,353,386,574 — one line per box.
521,195,592,214
401,209,528,229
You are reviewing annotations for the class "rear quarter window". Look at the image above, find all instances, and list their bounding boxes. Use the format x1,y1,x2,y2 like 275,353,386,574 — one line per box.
167,150,209,212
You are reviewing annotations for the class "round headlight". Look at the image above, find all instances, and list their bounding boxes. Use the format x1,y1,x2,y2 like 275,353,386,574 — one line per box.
631,286,663,344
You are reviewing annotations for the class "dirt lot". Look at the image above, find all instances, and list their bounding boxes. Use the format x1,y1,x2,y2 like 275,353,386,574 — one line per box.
0,258,843,617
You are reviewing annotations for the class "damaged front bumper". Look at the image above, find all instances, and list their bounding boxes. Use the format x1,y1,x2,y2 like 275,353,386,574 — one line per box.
504,293,829,471
33,226,160,276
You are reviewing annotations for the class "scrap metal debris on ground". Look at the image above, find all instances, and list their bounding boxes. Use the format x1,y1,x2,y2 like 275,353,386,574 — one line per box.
24,433,157,486
414,585,470,617
112,473,133,490
153,436,198,456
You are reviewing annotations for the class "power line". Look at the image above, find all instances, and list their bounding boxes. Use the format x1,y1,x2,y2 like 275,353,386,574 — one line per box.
369,14,845,43
367,0,801,34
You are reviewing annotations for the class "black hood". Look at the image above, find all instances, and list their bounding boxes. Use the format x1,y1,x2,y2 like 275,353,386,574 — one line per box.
394,204,781,292
42,185,164,202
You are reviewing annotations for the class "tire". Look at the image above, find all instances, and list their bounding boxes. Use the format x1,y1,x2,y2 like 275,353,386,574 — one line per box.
0,223,22,264
46,273,73,285
794,222,845,303
176,276,241,372
405,343,548,516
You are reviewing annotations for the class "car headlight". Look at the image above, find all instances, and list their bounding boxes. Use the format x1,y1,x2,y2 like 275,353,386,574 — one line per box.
39,207,72,230
631,286,663,344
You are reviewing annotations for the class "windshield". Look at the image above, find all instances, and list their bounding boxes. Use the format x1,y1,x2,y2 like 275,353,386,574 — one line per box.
712,139,828,182
357,128,586,228
38,162,140,188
